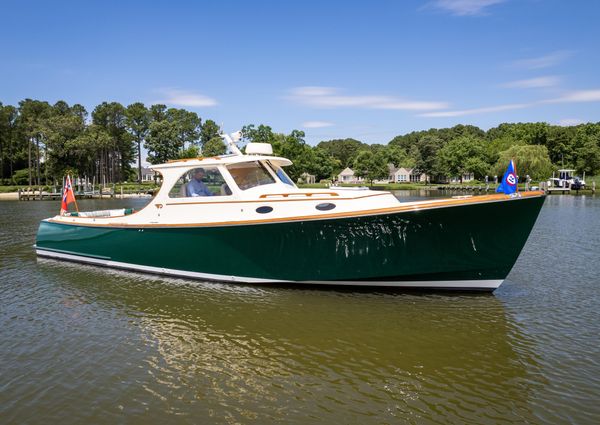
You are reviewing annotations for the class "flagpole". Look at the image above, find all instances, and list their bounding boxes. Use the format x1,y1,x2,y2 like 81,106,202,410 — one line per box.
71,175,80,213
513,159,518,192
60,175,66,215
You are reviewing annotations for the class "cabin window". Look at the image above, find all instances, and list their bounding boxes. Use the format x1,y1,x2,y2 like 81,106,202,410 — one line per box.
268,161,295,187
169,167,232,198
227,161,276,190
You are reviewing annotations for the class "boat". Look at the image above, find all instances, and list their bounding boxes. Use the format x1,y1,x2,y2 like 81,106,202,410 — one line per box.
35,131,546,291
546,169,587,193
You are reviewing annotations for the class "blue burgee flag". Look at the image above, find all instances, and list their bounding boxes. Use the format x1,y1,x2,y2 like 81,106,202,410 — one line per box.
496,159,518,194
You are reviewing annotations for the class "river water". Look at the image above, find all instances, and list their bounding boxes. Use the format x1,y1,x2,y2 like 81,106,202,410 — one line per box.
1,192,599,424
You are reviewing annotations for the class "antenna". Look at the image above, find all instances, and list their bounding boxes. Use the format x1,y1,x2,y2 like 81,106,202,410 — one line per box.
221,131,243,156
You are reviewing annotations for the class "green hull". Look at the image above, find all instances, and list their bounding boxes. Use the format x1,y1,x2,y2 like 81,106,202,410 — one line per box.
36,195,545,289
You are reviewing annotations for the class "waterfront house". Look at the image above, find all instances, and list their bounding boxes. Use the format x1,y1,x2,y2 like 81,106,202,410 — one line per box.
390,167,427,183
141,167,156,182
449,172,475,183
337,167,363,184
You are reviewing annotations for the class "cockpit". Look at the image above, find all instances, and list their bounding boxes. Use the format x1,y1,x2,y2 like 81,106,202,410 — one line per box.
167,159,296,199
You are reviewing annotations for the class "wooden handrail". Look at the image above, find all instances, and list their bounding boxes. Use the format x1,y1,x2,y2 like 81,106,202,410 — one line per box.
259,192,339,199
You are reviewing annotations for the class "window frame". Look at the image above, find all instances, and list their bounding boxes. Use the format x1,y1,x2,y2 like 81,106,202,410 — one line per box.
167,166,235,199
225,160,279,192
266,160,296,187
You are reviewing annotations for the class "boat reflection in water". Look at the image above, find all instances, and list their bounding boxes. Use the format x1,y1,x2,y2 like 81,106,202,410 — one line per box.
38,259,542,423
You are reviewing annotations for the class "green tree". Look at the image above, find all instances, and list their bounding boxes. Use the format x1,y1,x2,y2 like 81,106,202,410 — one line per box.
575,138,600,175
44,101,87,182
67,124,113,181
385,145,415,168
241,124,284,155
486,135,524,166
126,102,151,183
437,136,489,182
166,108,201,152
487,122,549,145
494,145,554,180
316,138,366,168
200,120,221,147
92,102,134,182
305,147,339,181
149,104,167,121
277,130,313,181
145,120,180,164
413,135,443,183
16,99,54,186
203,136,227,157
242,124,275,144
179,145,200,159
573,124,600,175
0,103,19,182
389,129,434,151
546,125,577,166
353,150,388,185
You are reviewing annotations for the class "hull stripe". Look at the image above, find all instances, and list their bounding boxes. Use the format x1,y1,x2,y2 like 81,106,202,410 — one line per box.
36,248,502,290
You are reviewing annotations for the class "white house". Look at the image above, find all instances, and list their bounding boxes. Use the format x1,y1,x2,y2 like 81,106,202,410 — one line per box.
337,167,363,184
390,167,427,183
141,167,156,182
449,172,475,183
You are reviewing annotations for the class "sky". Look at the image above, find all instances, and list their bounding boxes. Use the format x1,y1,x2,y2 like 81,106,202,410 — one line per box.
1,0,600,146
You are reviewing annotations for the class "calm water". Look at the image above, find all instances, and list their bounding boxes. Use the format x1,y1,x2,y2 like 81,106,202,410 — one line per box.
1,193,599,424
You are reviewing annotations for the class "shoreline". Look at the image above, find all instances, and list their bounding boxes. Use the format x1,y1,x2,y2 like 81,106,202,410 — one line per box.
0,192,153,201
1,188,596,201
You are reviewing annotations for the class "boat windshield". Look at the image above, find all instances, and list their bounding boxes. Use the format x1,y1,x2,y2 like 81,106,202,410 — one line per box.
267,161,295,187
227,161,276,190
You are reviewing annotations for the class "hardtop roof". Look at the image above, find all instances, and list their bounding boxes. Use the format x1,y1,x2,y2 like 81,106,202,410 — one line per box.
149,154,293,171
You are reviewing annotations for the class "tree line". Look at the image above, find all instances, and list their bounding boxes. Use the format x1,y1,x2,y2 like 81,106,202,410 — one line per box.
1,99,599,186
242,122,600,183
0,99,223,186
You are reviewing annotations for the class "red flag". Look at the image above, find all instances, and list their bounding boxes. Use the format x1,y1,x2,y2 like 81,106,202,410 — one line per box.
60,175,76,215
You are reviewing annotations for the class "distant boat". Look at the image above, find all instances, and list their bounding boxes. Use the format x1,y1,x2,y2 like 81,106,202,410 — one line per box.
547,169,586,192
35,132,546,291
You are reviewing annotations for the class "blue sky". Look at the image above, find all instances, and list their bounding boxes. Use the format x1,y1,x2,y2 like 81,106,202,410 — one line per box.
2,0,600,145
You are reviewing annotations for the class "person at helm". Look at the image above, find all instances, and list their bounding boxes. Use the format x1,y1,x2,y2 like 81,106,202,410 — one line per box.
186,168,213,197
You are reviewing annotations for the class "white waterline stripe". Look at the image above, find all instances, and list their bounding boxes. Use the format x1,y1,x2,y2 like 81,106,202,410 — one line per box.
36,249,502,290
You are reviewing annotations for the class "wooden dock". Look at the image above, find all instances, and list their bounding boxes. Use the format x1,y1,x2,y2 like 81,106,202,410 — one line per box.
539,180,596,194
436,185,492,192
18,188,116,201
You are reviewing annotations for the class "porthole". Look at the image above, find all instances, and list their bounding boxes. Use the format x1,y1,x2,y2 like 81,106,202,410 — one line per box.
316,203,336,211
256,206,273,214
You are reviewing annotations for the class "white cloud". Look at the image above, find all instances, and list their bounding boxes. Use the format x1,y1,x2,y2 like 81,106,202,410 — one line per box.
295,87,337,97
547,89,600,103
159,88,217,107
502,76,561,89
302,121,334,128
425,0,506,16
512,51,571,70
558,118,584,126
420,88,600,118
289,86,449,111
419,103,531,117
